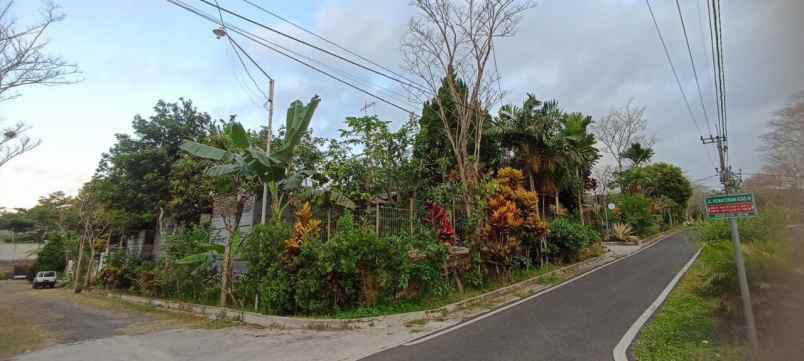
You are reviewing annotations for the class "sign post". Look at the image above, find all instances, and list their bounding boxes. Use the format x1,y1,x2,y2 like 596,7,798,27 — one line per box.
705,193,757,219
704,192,759,350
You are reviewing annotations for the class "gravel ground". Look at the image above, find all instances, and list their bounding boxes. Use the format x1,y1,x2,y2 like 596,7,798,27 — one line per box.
0,281,220,360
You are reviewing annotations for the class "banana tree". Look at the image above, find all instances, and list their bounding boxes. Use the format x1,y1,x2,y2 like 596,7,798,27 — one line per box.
179,95,320,307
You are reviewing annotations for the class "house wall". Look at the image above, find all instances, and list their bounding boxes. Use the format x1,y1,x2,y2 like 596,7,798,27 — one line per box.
210,194,262,244
0,243,42,261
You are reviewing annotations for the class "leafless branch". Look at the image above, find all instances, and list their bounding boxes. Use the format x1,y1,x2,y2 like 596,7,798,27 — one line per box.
402,0,534,214
592,99,655,171
1,120,41,167
0,0,81,102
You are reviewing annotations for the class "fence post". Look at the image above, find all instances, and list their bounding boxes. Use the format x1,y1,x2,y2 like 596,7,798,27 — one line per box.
409,198,415,235
375,201,380,235
327,207,332,241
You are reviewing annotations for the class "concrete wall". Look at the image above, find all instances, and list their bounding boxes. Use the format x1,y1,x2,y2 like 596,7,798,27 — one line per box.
0,243,41,261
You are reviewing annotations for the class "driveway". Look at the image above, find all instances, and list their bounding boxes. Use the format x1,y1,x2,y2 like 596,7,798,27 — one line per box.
360,231,698,361
0,281,212,360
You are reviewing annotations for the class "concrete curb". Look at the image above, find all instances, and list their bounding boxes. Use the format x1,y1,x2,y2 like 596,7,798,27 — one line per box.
95,229,684,331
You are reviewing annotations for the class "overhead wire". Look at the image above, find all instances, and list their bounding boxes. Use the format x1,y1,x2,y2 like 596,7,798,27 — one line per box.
645,0,718,169
704,0,723,139
674,0,713,137
237,0,424,93
165,0,416,114
197,0,431,95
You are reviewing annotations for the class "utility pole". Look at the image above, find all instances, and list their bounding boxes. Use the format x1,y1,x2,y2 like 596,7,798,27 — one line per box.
260,79,275,224
702,135,759,350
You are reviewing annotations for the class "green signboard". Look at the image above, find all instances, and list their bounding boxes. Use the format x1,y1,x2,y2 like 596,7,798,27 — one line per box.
705,193,757,220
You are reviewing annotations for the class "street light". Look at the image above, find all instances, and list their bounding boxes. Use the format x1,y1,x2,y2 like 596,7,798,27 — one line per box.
213,26,275,225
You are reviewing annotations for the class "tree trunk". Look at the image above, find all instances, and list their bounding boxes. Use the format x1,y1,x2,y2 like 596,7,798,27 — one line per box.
73,237,85,293
84,242,96,289
577,167,584,225
555,191,560,218
220,239,232,307
528,171,539,218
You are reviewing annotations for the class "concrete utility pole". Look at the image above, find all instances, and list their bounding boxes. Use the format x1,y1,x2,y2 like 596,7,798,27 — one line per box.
702,135,759,350
260,79,275,224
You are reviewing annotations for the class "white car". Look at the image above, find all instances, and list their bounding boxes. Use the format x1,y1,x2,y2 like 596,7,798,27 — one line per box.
32,271,57,289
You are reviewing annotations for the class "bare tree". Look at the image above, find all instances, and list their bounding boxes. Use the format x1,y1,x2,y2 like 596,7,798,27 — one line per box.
759,91,804,178
593,99,655,172
1,121,41,167
402,0,534,215
72,181,111,293
1,1,80,102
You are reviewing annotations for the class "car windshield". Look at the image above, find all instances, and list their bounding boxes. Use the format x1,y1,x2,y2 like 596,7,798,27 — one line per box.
42,272,55,277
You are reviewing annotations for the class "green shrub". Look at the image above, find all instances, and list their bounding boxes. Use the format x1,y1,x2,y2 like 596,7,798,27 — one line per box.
546,218,601,262
694,208,791,297
617,194,657,236
241,213,449,315
31,235,68,276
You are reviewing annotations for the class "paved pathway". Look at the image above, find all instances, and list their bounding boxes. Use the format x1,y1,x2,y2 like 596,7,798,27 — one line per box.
361,231,698,361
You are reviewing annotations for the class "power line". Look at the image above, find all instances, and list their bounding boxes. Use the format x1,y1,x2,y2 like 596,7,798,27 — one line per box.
197,0,430,95
645,0,718,168
214,0,268,105
674,0,713,136
705,0,723,139
166,0,416,114
645,0,704,136
714,0,728,142
237,0,424,93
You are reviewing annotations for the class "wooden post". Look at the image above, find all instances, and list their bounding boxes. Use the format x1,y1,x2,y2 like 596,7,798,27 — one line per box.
409,198,415,235
375,201,380,235
327,207,332,241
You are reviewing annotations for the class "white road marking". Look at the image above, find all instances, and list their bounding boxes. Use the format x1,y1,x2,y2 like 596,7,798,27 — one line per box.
612,248,702,361
403,232,679,346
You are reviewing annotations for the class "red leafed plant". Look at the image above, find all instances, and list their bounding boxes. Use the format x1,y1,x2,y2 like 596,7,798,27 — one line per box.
426,202,458,246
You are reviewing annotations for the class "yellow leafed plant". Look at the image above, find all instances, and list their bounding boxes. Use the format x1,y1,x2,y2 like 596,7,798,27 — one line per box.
285,202,321,257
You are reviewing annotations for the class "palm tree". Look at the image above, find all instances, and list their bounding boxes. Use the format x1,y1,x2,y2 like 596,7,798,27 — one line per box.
621,142,654,167
490,95,565,217
559,113,600,224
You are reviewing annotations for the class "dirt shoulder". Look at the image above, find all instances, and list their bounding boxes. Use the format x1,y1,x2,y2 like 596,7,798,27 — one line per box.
0,280,223,360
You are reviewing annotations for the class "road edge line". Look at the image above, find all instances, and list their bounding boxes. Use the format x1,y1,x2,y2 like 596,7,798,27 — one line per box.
612,247,702,361
403,230,682,347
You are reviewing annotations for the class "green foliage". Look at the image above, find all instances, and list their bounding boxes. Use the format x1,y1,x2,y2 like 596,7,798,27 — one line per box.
0,211,35,234
95,99,215,230
694,209,791,296
620,142,654,167
618,162,692,220
490,95,599,215
616,194,656,236
97,251,141,290
241,214,448,315
30,236,68,275
546,218,600,262
633,250,744,361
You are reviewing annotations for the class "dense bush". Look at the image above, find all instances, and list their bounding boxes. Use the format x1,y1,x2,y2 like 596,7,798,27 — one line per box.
240,213,449,315
694,208,791,296
546,218,601,262
97,226,220,304
30,235,68,276
616,194,657,236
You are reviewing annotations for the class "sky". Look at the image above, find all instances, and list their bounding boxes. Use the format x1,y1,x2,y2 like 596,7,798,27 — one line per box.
1,0,802,209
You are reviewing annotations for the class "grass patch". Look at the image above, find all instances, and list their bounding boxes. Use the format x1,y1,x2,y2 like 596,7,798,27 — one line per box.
632,247,745,361
0,303,47,359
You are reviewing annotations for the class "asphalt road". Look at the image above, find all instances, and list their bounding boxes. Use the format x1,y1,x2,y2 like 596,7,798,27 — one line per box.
361,231,698,361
